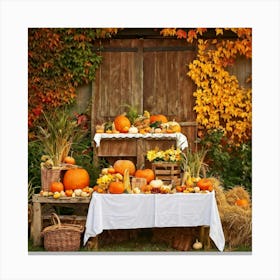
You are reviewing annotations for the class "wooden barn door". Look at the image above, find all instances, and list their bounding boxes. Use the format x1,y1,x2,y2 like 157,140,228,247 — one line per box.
92,38,198,149
142,39,197,149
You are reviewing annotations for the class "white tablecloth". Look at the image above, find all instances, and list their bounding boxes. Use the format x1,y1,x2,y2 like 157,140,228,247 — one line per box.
84,192,225,251
93,132,188,150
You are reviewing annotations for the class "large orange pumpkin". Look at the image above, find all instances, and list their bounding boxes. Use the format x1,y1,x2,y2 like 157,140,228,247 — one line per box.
63,168,90,190
113,160,136,176
114,115,131,133
50,181,64,193
109,181,125,194
135,169,155,183
150,114,168,124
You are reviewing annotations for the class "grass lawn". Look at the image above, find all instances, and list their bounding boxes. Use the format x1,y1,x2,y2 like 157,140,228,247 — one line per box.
28,229,252,253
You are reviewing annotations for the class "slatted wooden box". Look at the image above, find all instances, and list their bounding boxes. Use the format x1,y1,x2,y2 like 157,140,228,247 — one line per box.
151,162,181,185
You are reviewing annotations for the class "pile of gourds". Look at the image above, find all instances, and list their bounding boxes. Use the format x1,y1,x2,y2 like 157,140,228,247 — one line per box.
95,111,181,134
93,160,216,195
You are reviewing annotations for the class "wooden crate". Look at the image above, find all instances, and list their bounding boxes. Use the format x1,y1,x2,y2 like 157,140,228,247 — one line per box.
152,162,181,185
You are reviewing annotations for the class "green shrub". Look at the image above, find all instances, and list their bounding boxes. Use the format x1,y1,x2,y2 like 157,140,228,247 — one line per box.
28,140,44,190
199,129,252,193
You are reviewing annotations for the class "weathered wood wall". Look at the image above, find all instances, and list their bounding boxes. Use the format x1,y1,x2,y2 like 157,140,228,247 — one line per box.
91,38,198,150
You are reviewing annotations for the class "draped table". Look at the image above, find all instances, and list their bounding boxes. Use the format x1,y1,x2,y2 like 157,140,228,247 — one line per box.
83,191,225,251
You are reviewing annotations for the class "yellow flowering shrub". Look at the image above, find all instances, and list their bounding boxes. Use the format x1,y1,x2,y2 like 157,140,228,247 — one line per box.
161,28,252,144
187,29,252,144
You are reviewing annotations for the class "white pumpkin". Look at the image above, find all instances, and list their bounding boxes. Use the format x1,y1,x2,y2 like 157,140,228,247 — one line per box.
128,126,138,134
150,179,164,188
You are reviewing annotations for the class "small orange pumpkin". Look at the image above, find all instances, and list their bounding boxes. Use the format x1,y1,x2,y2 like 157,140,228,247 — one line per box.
113,160,136,176
63,168,90,190
114,115,131,133
197,178,213,191
150,114,168,124
109,181,125,194
108,167,116,174
135,169,155,183
50,181,64,193
235,199,249,207
65,189,73,197
63,156,76,165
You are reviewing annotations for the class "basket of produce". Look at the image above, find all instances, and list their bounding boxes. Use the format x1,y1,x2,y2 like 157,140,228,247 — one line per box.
41,213,84,251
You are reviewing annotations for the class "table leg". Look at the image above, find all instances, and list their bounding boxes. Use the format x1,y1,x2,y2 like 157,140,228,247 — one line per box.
199,226,211,250
31,201,42,246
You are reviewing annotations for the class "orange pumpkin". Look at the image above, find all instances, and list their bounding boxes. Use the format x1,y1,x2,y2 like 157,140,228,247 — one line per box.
113,160,136,176
150,114,168,124
63,156,76,165
63,168,90,190
114,115,131,133
197,178,213,191
235,199,249,207
135,169,155,183
65,189,73,197
109,181,125,194
108,167,116,174
50,181,64,193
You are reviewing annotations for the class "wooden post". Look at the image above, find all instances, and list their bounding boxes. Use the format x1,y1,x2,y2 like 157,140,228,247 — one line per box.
136,138,145,169
31,199,42,246
199,226,211,250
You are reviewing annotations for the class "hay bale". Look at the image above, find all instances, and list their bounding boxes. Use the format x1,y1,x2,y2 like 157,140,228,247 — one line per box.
210,179,252,249
222,204,252,249
225,186,251,207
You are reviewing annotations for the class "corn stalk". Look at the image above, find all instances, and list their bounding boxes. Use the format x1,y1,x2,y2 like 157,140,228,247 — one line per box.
180,148,208,185
37,108,85,166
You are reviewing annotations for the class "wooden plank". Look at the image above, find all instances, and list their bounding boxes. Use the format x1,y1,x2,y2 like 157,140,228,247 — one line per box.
120,51,131,108
131,39,143,113
143,51,156,113
32,194,91,204
110,51,122,116
98,139,137,157
136,138,145,169
42,215,87,221
100,51,111,118
166,51,179,118
154,51,166,114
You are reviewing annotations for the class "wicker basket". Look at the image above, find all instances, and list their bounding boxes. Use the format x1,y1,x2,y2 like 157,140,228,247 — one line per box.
41,213,84,251
41,167,63,192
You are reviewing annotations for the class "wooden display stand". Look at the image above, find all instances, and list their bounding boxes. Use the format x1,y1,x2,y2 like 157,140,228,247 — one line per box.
93,136,178,169
31,194,90,246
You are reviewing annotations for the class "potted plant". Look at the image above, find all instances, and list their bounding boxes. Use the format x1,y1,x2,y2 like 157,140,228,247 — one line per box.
37,107,86,191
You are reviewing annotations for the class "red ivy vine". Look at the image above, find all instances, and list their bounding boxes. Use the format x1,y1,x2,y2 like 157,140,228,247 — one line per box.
28,28,118,128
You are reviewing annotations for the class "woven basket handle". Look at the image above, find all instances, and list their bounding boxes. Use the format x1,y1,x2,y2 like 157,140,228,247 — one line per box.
51,212,61,227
